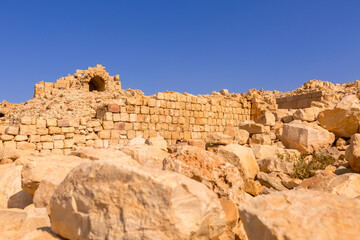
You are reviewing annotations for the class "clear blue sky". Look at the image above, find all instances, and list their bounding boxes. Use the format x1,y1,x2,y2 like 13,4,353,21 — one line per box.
1,1,360,103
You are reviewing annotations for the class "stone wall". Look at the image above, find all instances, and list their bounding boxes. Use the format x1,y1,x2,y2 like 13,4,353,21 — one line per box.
0,91,251,154
34,65,121,97
276,91,323,109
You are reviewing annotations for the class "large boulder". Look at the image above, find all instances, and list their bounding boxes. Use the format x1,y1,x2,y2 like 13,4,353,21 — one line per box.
280,121,335,154
239,120,269,134
0,207,60,240
345,133,360,172
21,154,88,195
256,112,275,126
217,144,259,180
120,144,169,169
239,189,360,240
0,163,33,209
145,135,168,151
300,172,360,198
205,132,233,145
50,160,226,240
292,107,321,122
318,95,360,137
163,145,246,204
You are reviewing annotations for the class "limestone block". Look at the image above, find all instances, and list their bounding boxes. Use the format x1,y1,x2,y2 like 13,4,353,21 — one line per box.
49,127,61,135
98,130,111,139
64,139,74,149
53,140,64,149
42,142,54,150
37,128,49,135
19,125,36,136
47,119,57,127
62,127,75,133
57,120,69,127
14,135,28,141
36,119,46,129
104,112,113,121
40,135,52,142
108,104,120,113
20,116,32,125
5,126,19,135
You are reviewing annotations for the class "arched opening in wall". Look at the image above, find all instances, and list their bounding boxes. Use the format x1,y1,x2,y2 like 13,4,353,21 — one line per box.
0,113,4,118
89,76,105,92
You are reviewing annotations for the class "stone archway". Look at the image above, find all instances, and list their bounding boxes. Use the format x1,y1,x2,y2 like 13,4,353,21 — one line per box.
89,76,105,92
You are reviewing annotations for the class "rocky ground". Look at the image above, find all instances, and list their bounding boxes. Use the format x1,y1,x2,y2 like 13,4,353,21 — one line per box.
2,81,360,239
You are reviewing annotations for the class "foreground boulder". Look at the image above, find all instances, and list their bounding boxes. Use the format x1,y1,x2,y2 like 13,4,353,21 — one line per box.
345,133,360,173
239,189,360,240
50,160,226,240
21,154,88,195
163,145,246,204
217,144,259,180
280,121,335,153
0,163,32,209
318,95,360,138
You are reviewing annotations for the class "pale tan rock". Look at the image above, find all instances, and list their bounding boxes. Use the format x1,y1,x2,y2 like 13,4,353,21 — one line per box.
163,145,246,204
0,163,33,209
21,154,88,195
239,189,360,240
292,107,320,122
239,120,268,134
244,179,263,196
126,136,146,146
234,129,249,145
187,139,206,149
259,157,294,174
280,121,335,154
120,144,169,169
345,133,360,173
249,134,271,145
217,144,259,180
256,172,287,191
145,135,168,151
256,112,275,126
0,147,26,162
318,95,360,137
50,160,226,240
205,132,233,145
251,144,279,159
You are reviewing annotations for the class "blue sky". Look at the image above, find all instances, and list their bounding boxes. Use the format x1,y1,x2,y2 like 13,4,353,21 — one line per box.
1,1,360,103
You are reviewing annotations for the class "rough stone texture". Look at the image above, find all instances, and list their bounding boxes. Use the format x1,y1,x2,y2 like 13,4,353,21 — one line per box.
21,154,88,195
239,120,268,134
217,144,259,180
239,189,360,240
244,179,263,196
292,107,320,122
0,163,33,209
163,145,246,204
256,112,275,126
145,135,168,151
250,144,279,160
256,172,287,191
205,132,233,145
120,144,169,169
318,95,360,138
280,121,335,154
126,136,146,146
50,160,226,240
234,129,249,145
345,133,360,173
259,158,294,175
249,133,271,145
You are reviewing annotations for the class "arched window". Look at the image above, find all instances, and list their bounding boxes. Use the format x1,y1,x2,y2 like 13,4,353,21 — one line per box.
89,76,105,92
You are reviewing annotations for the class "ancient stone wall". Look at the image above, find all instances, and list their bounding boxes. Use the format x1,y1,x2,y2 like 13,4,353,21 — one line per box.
34,65,121,97
0,91,251,154
276,91,323,109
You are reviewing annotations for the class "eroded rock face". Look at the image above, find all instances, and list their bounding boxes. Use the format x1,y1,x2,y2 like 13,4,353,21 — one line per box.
318,95,360,138
256,112,275,126
0,163,33,209
21,154,88,195
50,160,226,240
345,133,360,173
239,189,360,240
217,144,259,180
280,121,335,154
163,145,246,204
205,132,233,145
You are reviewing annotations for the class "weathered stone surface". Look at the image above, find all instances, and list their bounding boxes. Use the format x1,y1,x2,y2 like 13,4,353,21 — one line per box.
292,107,320,122
345,133,360,172
145,135,168,151
187,139,206,149
318,95,360,137
249,133,271,145
120,144,169,169
244,179,263,196
256,112,275,126
50,160,226,240
234,129,249,145
163,145,246,204
251,144,279,159
256,172,287,191
21,154,88,195
239,120,268,134
239,189,360,240
0,163,33,209
217,144,259,180
0,207,61,240
205,132,233,145
126,136,146,146
280,121,335,154
259,157,293,174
